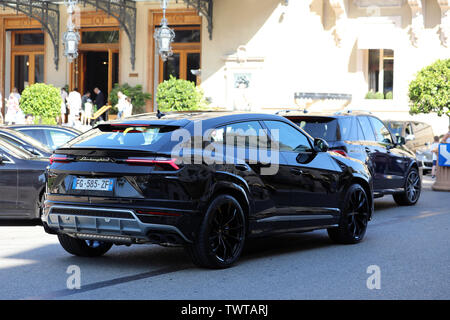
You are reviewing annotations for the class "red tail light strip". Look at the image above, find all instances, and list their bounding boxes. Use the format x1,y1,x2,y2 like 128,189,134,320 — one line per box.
125,158,180,170
50,155,73,164
331,149,348,157
136,210,181,217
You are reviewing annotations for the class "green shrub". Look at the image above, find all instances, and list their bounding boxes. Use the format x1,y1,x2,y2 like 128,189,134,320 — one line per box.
409,58,450,117
385,91,393,99
20,83,61,125
156,76,205,112
374,91,385,99
365,91,376,99
109,83,152,115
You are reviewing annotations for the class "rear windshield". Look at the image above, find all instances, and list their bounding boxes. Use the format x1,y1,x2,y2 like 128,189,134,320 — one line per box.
290,117,338,142
62,125,180,149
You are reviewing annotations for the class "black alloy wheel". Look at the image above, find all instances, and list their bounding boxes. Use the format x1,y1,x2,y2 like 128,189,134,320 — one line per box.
393,168,421,206
187,195,246,269
328,184,369,244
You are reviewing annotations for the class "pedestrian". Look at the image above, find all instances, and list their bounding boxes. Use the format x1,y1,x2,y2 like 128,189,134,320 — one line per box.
81,91,91,126
67,87,82,127
441,126,450,144
84,98,93,126
60,87,68,124
431,136,440,179
12,87,20,101
93,87,106,121
5,92,19,125
116,91,127,119
124,97,133,118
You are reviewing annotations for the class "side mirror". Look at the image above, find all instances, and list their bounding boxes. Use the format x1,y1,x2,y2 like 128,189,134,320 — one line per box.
396,136,406,146
313,138,329,153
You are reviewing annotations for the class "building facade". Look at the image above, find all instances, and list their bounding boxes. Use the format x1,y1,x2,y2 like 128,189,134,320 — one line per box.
0,0,449,134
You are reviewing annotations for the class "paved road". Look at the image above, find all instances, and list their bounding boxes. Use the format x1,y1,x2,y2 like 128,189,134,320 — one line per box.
0,176,449,300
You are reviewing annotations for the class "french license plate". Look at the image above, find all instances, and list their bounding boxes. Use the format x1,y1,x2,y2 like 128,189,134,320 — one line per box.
72,178,114,191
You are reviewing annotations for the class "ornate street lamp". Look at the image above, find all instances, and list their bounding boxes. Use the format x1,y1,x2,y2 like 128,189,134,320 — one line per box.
63,0,80,62
154,0,175,61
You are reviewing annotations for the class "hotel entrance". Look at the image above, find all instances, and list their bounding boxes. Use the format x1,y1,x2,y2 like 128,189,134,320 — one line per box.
70,28,119,102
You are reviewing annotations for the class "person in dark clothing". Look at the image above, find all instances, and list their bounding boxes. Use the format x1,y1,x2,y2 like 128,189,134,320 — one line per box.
94,87,107,121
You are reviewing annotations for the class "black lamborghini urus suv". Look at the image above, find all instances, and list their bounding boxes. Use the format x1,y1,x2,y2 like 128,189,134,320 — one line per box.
43,112,374,268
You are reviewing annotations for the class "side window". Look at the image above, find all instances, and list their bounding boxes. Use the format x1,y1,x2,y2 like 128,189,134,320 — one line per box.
339,117,363,141
369,117,392,144
264,120,311,152
47,130,76,149
357,116,376,141
18,129,47,146
405,123,413,136
214,121,267,149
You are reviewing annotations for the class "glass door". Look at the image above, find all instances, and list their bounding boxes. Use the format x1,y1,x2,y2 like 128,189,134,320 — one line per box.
159,50,201,85
12,53,44,93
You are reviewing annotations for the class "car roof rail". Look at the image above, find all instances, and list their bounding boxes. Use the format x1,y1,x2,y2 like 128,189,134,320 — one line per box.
275,109,309,115
335,109,372,115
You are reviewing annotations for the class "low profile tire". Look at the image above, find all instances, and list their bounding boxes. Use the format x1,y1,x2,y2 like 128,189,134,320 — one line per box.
58,234,113,257
393,168,421,206
186,195,246,269
328,184,370,244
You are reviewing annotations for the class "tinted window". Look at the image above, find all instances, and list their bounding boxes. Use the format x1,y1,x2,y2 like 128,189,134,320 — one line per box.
264,121,311,152
67,125,179,149
369,117,392,144
339,117,364,141
293,117,338,142
357,116,376,141
212,121,267,149
17,129,47,146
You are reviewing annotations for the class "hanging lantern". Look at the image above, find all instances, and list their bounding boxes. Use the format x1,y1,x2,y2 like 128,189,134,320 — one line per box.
63,0,80,62
154,0,176,61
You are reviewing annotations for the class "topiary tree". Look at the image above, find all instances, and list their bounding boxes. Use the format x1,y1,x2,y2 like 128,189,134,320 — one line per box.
409,59,450,118
20,83,62,125
156,75,205,112
108,83,152,115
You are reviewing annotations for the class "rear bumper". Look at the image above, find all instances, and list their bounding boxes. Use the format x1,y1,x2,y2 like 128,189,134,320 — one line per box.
41,203,195,245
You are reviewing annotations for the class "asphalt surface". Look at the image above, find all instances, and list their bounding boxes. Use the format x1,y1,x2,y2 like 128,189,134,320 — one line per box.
0,176,449,300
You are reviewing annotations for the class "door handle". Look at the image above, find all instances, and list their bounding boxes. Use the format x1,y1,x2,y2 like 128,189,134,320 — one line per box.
290,168,304,175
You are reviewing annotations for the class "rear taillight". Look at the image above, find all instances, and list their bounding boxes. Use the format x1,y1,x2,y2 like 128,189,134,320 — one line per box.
49,154,73,164
125,157,180,170
135,210,181,217
331,149,348,157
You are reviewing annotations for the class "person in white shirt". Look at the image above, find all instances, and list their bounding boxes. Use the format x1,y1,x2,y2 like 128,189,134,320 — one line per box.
124,97,133,118
67,88,82,127
430,136,440,179
117,91,128,119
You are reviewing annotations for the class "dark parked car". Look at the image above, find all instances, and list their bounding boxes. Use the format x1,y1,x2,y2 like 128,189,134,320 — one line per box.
0,138,48,220
282,111,421,206
43,112,374,268
8,125,81,150
0,128,52,157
